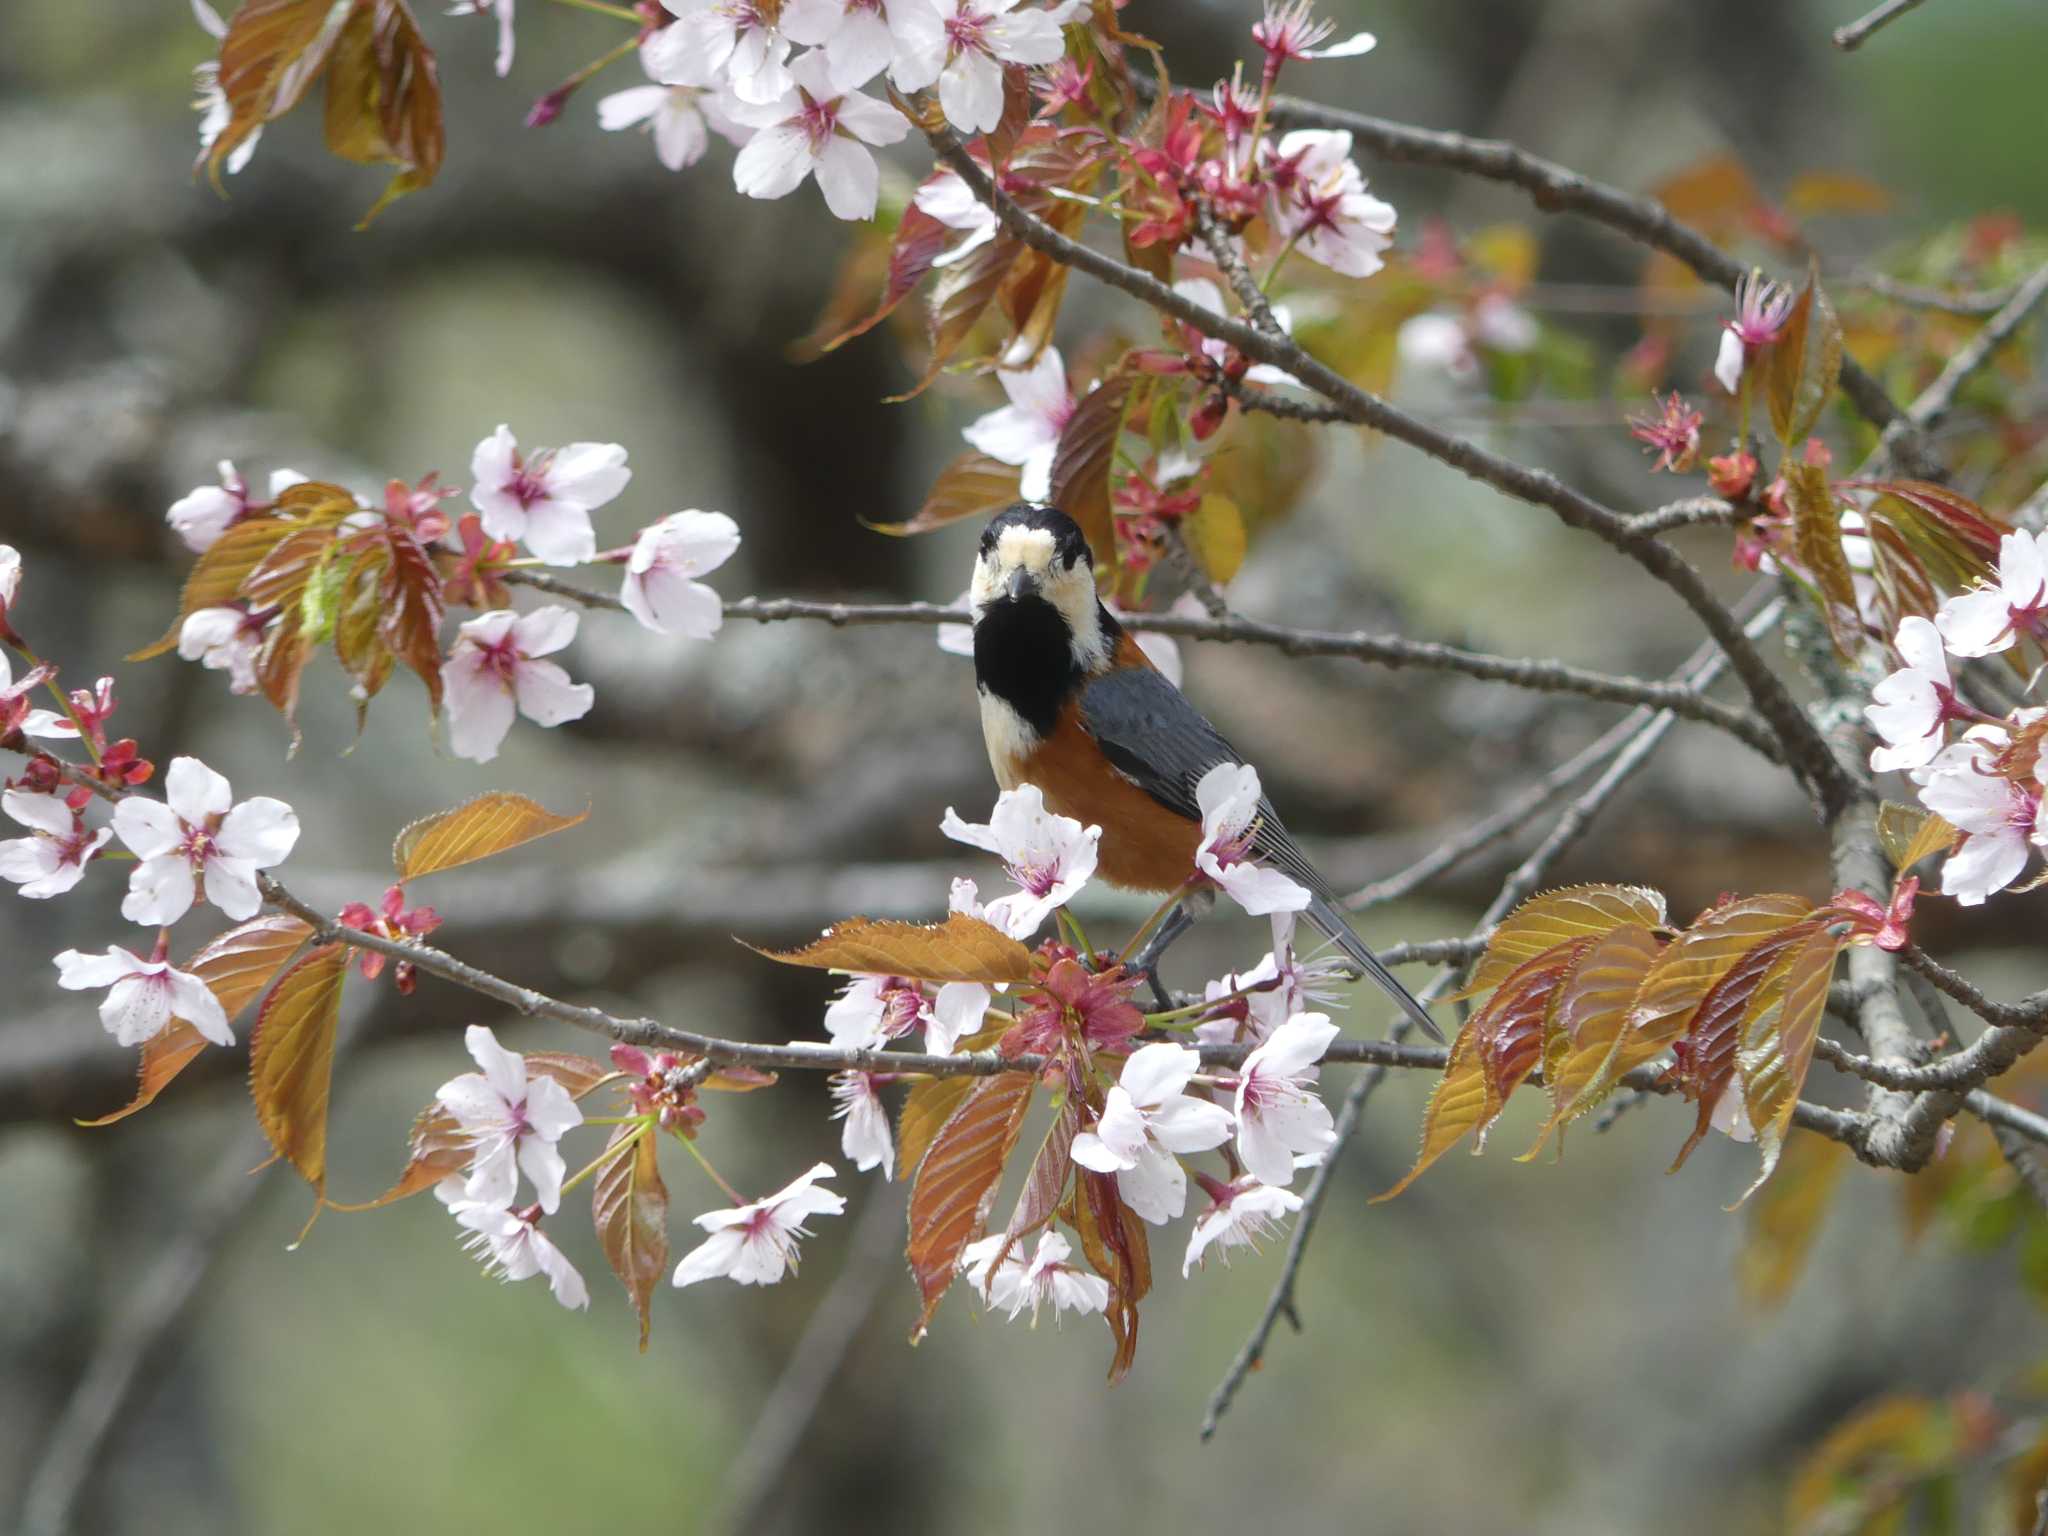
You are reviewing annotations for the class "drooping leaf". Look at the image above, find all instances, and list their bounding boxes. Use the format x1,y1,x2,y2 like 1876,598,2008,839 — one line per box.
248,943,349,1197
1518,923,1667,1157
754,914,1037,986
375,520,446,711
322,0,445,226
1181,492,1246,585
1457,884,1669,1001
78,1021,217,1127
871,452,1023,536
190,914,318,1019
900,228,1021,398
392,791,588,879
896,1075,977,1183
907,1071,1034,1336
1848,479,2010,563
1004,1095,1078,1245
1071,1166,1150,1382
802,203,949,358
1875,801,1961,875
1737,1130,1850,1307
592,1123,668,1351
1765,270,1842,448
982,63,1033,170
129,489,355,660
1784,459,1861,655
522,1051,614,1100
1047,370,1136,565
1629,893,1816,1053
325,1099,468,1211
1733,925,1849,1204
207,0,355,183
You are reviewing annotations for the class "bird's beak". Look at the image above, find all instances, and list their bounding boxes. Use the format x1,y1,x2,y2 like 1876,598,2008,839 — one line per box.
1005,567,1036,602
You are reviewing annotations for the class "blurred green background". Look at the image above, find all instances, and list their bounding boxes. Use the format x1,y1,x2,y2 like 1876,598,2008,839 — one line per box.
4,0,2047,1531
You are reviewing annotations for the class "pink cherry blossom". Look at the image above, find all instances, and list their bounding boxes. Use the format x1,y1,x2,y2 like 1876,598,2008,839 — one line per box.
1935,529,2048,657
1233,1011,1339,1187
438,1183,590,1309
0,790,111,899
653,0,800,105
913,166,1001,267
54,943,232,1047
958,1230,1109,1324
830,1070,894,1176
1713,269,1794,394
1252,0,1376,79
781,0,925,91
1071,1043,1234,1224
621,510,740,637
598,81,716,170
1182,1177,1303,1275
824,973,988,1054
166,462,308,553
893,0,1074,135
177,606,269,695
436,1024,584,1213
726,52,911,221
940,783,1101,938
1627,392,1703,474
1261,129,1397,279
468,425,630,567
0,652,80,746
110,756,299,927
1867,616,1969,772
962,346,1075,501
1196,911,1347,1047
673,1162,846,1286
1917,734,2041,906
1194,762,1311,916
442,606,596,764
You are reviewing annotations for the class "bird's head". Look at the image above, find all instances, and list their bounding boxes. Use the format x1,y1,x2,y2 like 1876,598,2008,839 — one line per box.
969,503,1108,672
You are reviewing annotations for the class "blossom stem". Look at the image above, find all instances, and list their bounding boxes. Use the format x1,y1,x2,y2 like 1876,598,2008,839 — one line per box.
680,1132,747,1205
1259,230,1303,295
9,640,101,764
553,34,641,94
1118,878,1199,968
559,1120,648,1198
541,0,642,23
1055,906,1094,959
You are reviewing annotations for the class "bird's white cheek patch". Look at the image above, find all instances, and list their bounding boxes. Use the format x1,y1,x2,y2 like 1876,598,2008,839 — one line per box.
979,689,1039,783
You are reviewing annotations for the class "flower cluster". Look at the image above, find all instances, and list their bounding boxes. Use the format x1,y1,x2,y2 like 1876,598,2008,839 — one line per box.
1865,531,2048,905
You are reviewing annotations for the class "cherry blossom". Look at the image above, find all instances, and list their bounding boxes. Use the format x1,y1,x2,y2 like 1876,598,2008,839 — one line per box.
110,756,299,927
653,0,801,105
176,606,268,695
1233,1011,1339,1187
436,1025,585,1213
1070,1043,1234,1224
959,1230,1110,1324
166,462,307,553
825,973,989,1053
727,53,911,221
1196,911,1346,1048
1170,278,1300,387
0,653,80,746
1916,735,2041,906
830,1070,895,1177
442,606,597,764
1183,1177,1303,1275
468,425,630,567
1251,0,1375,81
1396,311,1478,383
438,1184,590,1310
1014,956,1144,1053
1261,130,1397,279
1713,269,1794,394
1934,529,2048,657
1627,392,1703,474
673,1162,846,1287
190,0,261,175
913,166,1001,267
0,543,18,622
339,883,441,992
893,0,1074,135
53,944,233,1047
1194,763,1311,916
940,784,1101,938
598,78,723,171
449,0,517,76
1867,616,1968,773
0,790,111,899
621,510,741,638
781,0,925,90
962,347,1075,502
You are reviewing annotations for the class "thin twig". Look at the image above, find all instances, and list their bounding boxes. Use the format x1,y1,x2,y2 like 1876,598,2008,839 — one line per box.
1832,0,1935,51
1874,259,2048,461
1626,497,1739,537
1858,272,2020,317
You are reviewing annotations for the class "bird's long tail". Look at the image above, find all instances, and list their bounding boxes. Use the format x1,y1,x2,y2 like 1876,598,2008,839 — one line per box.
1304,894,1443,1043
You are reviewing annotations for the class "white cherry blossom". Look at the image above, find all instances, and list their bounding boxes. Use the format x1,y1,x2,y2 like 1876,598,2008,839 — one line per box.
436,1025,585,1213
1183,1178,1303,1275
442,606,596,764
913,166,1000,266
438,1183,590,1310
674,1162,846,1286
166,462,307,553
621,510,741,637
1070,1043,1234,1224
54,944,233,1047
653,0,801,104
1194,763,1311,916
1261,129,1396,278
468,425,631,567
111,756,299,927
177,606,268,695
726,52,911,221
1233,1011,1339,1187
0,652,80,744
830,1071,894,1177
781,0,925,90
1935,530,2048,657
1867,616,1961,773
940,784,1101,939
959,1230,1109,1324
961,346,1074,501
0,790,111,899
1917,734,2041,906
893,0,1073,135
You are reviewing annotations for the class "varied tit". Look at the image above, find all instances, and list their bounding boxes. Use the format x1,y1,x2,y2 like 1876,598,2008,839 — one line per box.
966,502,1440,1041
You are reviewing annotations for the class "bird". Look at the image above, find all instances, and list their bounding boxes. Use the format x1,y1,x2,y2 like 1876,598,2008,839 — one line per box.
964,501,1440,1042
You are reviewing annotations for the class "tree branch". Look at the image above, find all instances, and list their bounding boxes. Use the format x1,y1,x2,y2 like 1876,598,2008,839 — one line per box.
1873,258,2048,463
1832,0,1936,50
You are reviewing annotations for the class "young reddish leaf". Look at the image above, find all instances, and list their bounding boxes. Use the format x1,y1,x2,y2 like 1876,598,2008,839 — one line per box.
523,1051,614,1100
702,1065,778,1093
1733,925,1849,1204
982,63,1033,170
1457,883,1668,1000
191,914,318,1019
242,523,342,611
248,942,350,1197
896,230,1021,398
1875,801,1961,873
896,1075,977,1183
1662,920,1819,1174
870,452,1024,536
1784,460,1861,654
254,603,315,734
376,521,446,710
1847,479,2010,563
1785,1396,1942,1531
1047,370,1136,565
324,1099,468,1211
753,913,1037,985
1004,1095,1078,1246
997,205,1082,360
592,1123,668,1351
207,0,353,183
1072,1166,1150,1382
1518,923,1666,1158
1765,271,1841,448
323,0,445,226
1373,1020,1487,1202
1784,169,1892,217
1737,1130,1849,1307
129,489,355,660
78,1020,217,1127
906,1071,1034,1336
392,791,589,879
1628,893,1814,1052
